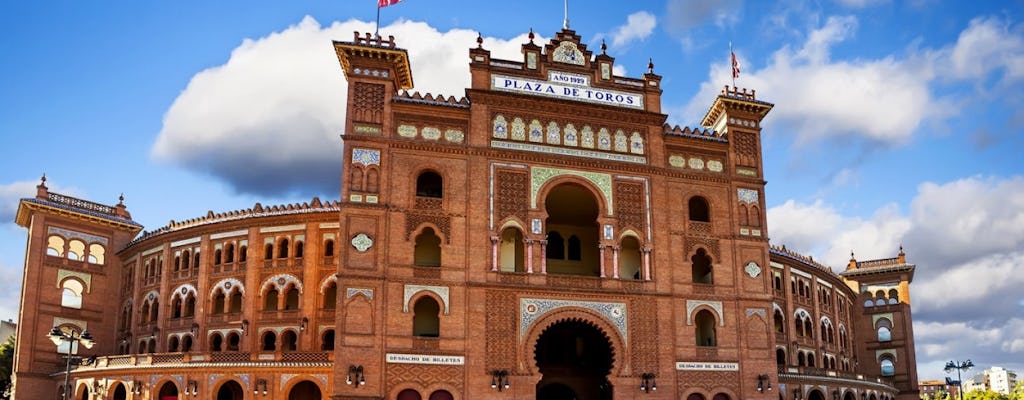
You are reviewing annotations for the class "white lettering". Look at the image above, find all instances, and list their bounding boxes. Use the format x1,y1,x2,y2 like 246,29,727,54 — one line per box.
491,74,643,110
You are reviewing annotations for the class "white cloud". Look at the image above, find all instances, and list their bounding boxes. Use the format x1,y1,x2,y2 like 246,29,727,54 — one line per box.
0,179,79,224
0,246,23,321
151,16,535,196
833,0,888,8
610,11,657,48
684,15,946,145
943,17,1024,81
665,0,742,32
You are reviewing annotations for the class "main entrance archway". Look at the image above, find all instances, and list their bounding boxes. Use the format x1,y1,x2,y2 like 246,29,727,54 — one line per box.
216,380,244,400
535,319,614,400
111,383,127,400
288,380,322,400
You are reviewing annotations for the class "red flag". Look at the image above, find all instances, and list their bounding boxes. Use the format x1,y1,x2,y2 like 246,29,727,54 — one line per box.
731,50,741,79
378,0,403,7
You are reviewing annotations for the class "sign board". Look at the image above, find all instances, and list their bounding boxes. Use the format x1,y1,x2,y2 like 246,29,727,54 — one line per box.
385,353,465,366
491,73,644,110
675,362,740,371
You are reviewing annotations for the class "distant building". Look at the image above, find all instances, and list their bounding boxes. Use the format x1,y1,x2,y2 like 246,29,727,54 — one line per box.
0,319,15,342
917,379,957,399
962,367,1018,395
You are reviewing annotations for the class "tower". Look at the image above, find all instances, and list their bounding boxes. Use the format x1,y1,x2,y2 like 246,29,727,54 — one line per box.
12,177,142,399
841,249,920,400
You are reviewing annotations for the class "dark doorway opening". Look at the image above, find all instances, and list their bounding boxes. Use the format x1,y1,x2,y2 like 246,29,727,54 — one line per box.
216,380,244,400
535,319,614,400
288,380,322,400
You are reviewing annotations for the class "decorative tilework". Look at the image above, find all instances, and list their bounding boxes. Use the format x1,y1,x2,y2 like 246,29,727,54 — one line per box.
492,116,508,139
520,298,627,342
259,273,303,294
744,262,762,278
528,120,543,143
171,283,197,299
398,124,417,138
603,225,614,240
445,129,464,143
281,374,296,390
546,122,561,145
564,124,578,147
319,275,338,294
403,285,450,315
56,269,92,293
745,308,767,318
531,219,542,234
351,233,373,252
422,127,441,140
346,288,374,299
738,188,759,204
352,148,380,166
581,126,595,148
511,118,526,141
686,300,724,326
552,41,585,65
688,157,705,170
490,141,646,164
530,167,613,214
669,155,686,167
48,227,108,245
707,160,723,172
210,278,245,297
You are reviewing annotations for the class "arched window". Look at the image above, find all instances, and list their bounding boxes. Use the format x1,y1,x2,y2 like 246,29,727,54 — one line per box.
888,289,899,304
567,235,582,261
414,228,442,267
278,238,290,258
797,352,806,366
284,286,300,310
147,339,156,353
804,318,813,339
210,333,223,352
181,335,193,352
87,243,105,264
150,300,159,322
225,244,235,263
264,243,274,260
323,282,337,309
774,310,785,334
226,332,240,351
168,336,180,352
877,319,892,342
182,250,191,269
238,245,247,262
321,330,335,351
324,240,335,257
619,236,642,280
776,348,786,365
688,196,710,222
47,235,65,257
750,205,761,227
295,241,304,258
545,231,565,259
229,290,243,313
67,240,85,261
212,292,226,315
880,357,895,376
60,279,84,309
499,227,525,272
264,288,279,311
807,352,816,367
691,248,713,284
193,251,200,269
694,309,717,347
281,330,298,351
429,390,454,400
738,204,749,225
416,171,443,198
171,297,183,319
262,331,277,351
413,297,441,337
214,249,223,265
184,295,196,317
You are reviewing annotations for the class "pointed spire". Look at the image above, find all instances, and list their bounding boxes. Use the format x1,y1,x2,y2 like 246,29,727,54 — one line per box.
476,32,483,49
898,244,906,263
118,193,125,205
647,58,654,74
36,173,49,199
601,39,607,55
528,28,535,43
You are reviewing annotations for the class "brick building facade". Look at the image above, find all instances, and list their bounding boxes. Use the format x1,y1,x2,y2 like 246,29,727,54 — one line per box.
12,26,919,400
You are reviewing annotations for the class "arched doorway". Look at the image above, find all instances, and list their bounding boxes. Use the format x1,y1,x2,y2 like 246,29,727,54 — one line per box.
712,394,731,400
397,389,422,400
158,381,178,400
844,392,856,400
216,380,245,400
808,389,827,400
543,183,600,276
687,394,707,400
111,383,127,400
535,319,614,400
78,386,90,400
428,390,454,400
288,380,321,400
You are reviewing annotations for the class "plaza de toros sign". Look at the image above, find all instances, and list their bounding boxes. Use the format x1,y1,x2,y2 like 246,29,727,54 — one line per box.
491,71,644,110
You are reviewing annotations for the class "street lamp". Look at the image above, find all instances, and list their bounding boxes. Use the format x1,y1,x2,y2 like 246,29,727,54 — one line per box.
47,327,95,400
944,359,974,400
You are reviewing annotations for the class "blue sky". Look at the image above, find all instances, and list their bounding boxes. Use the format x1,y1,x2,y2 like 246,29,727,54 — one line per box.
2,0,1022,381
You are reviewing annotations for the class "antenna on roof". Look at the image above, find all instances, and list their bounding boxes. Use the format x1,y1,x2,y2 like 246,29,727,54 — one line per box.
563,0,570,29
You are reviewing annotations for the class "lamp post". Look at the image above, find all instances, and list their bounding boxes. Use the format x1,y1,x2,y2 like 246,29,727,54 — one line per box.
944,359,973,400
47,327,96,400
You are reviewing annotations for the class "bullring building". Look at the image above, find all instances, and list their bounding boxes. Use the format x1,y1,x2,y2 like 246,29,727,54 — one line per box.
12,25,920,400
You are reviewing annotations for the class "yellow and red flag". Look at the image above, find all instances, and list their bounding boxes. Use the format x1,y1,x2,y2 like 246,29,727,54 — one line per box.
378,0,403,7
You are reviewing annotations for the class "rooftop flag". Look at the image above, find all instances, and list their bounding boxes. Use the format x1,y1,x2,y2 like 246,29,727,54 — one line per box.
729,42,740,87
378,0,403,7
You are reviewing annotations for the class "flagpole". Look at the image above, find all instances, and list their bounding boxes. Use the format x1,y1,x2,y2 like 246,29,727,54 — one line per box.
372,3,380,38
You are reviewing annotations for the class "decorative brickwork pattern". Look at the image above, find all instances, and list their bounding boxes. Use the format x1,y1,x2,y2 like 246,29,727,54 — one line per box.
733,131,758,167
496,170,528,224
630,299,659,375
485,290,517,371
615,182,644,233
385,364,464,394
676,370,740,393
686,236,721,261
352,82,385,124
406,213,451,244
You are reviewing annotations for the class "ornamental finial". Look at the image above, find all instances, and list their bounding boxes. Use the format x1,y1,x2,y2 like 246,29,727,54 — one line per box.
601,39,607,55
647,58,654,74
119,193,125,205
476,32,483,48
528,28,535,43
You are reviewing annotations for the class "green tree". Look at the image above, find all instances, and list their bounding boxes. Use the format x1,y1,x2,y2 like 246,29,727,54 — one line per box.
0,336,14,400
1009,380,1024,400
963,389,1009,400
